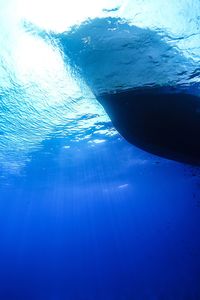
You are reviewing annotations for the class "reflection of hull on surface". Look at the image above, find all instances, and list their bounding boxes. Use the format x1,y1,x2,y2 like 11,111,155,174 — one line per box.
52,17,200,164
28,18,200,164
97,88,200,164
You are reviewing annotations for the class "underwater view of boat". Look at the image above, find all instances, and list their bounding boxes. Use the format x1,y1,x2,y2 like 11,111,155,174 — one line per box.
0,1,200,299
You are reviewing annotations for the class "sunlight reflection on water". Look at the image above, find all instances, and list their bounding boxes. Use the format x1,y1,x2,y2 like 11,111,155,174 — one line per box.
0,0,199,173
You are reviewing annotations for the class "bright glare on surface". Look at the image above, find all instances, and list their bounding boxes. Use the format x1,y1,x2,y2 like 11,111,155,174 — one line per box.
18,0,125,32
0,0,114,172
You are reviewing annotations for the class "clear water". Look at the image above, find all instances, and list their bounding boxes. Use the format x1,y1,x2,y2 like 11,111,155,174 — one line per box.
0,1,200,299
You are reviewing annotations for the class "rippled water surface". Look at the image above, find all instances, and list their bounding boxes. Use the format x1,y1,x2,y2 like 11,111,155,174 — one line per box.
0,1,200,299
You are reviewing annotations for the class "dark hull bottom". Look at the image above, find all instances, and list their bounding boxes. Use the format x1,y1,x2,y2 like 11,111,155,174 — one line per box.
97,88,200,165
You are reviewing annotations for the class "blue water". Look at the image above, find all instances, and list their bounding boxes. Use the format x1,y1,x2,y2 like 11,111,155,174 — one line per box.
0,1,200,299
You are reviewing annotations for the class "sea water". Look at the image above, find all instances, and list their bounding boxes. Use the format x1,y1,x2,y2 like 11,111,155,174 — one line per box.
0,1,200,299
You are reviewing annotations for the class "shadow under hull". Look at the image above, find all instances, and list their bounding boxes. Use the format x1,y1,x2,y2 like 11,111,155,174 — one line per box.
97,88,200,165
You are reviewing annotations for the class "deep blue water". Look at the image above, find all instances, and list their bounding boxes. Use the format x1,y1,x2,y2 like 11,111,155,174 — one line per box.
0,1,200,299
